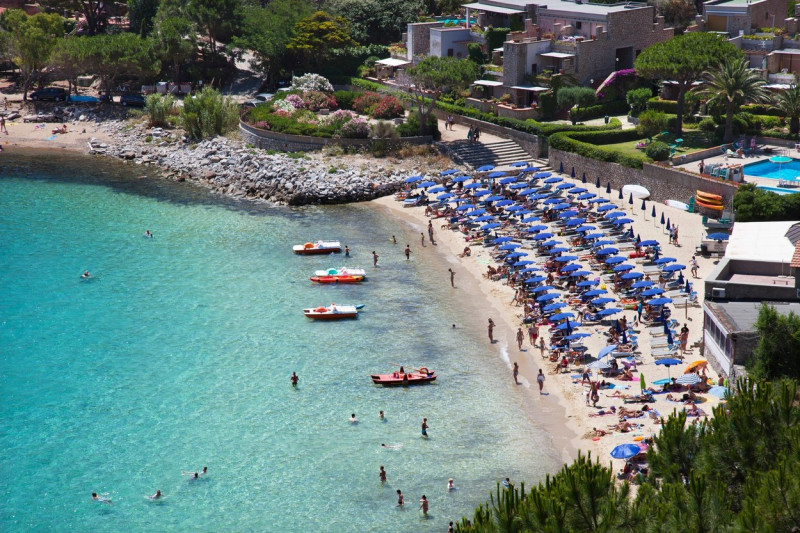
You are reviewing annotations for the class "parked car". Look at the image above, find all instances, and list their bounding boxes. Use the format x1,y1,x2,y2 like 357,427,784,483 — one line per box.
29,87,68,101
242,92,274,108
119,93,146,107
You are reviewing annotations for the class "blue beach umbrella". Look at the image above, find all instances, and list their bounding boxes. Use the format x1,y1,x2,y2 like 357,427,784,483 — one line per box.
639,239,659,247
428,185,446,193
577,193,596,200
621,272,643,280
614,218,634,225
591,297,616,305
543,198,562,205
560,264,581,273
618,189,624,200
558,210,578,219
654,257,676,265
452,175,471,182
506,205,525,213
593,240,615,247
606,182,611,194
596,204,616,212
598,344,617,358
559,162,564,173
651,205,657,218
556,321,580,331
533,232,554,241
417,180,437,188
613,264,634,272
477,165,495,172
565,218,585,227
544,176,563,184
649,297,673,306
576,225,596,232
521,216,541,223
595,176,601,188
466,208,487,216
531,285,557,293
663,264,686,272
541,240,562,247
499,176,517,184
464,183,482,189
628,193,634,205
456,204,475,211
566,333,591,341
707,233,730,241
596,247,618,256
537,293,560,302
584,289,607,297
520,166,539,173
666,218,671,230
527,224,548,232
509,183,529,190
582,172,587,184
437,193,454,200
554,255,579,262
495,199,514,207
519,267,541,274
632,280,653,289
509,161,528,167
708,386,730,399
569,270,591,277
543,302,567,312
534,172,552,179
605,256,626,265
548,247,570,254
488,171,507,179
556,182,574,190
605,211,625,219
481,222,501,230
584,233,606,240
577,280,599,287
525,276,547,284
440,169,458,176
499,243,521,250
550,312,575,321
641,199,647,212
473,215,494,222
598,308,623,317
519,189,538,196
486,195,505,202
610,444,641,460
405,175,424,183
641,288,664,297
504,252,526,259
552,203,571,210
513,260,535,267
571,167,576,178
660,212,665,225
493,237,513,244
473,190,491,197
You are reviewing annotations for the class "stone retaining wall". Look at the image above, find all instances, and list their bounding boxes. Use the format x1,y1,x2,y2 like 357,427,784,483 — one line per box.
549,149,739,207
239,120,432,152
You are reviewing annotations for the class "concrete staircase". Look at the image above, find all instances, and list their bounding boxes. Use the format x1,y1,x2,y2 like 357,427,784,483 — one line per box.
446,139,532,169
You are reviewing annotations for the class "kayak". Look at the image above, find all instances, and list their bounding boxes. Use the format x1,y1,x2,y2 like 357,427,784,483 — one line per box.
310,275,364,284
371,368,436,386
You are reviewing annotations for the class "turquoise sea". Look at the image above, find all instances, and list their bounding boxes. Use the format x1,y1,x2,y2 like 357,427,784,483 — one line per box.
0,152,561,531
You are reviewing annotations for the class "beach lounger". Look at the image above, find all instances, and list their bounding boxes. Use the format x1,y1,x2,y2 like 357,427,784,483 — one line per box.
652,347,681,359
650,339,678,349
622,393,655,404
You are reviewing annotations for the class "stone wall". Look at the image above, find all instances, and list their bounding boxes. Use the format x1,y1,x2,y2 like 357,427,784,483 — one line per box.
239,121,432,152
549,148,739,206
406,22,443,60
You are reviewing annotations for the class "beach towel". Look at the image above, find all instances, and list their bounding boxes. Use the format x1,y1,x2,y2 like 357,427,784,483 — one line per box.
45,135,58,141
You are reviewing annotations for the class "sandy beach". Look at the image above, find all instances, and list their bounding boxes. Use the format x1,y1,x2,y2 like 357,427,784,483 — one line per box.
3,106,722,475
373,162,723,470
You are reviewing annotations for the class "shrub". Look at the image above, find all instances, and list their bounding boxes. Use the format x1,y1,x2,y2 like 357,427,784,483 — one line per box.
645,141,671,161
145,94,175,128
180,88,239,140
636,110,668,138
549,129,645,168
371,120,399,139
339,116,371,138
467,42,486,64
740,103,781,116
485,27,511,51
273,98,297,113
626,88,651,115
321,109,356,129
647,98,679,114
569,100,630,122
291,73,334,93
370,95,404,119
353,92,383,115
397,111,440,140
302,90,338,112
699,117,717,137
285,94,306,110
333,90,358,110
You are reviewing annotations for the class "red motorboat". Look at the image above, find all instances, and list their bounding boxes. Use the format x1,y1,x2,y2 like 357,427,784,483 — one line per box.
310,275,364,284
371,368,437,386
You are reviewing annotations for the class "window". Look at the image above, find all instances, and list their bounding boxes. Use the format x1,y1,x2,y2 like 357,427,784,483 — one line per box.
447,48,454,57
575,21,582,29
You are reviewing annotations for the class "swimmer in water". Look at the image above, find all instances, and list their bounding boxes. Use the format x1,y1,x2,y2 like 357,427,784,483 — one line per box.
92,492,112,504
81,270,90,278
144,230,153,238
149,490,162,500
381,443,403,449
447,478,455,491
379,410,384,420
349,413,357,424
290,372,299,387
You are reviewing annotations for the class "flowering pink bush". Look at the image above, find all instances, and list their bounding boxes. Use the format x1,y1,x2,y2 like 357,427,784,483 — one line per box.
370,96,404,119
321,109,356,129
353,92,383,115
254,121,270,130
273,99,297,113
285,94,306,110
301,90,338,112
339,116,370,138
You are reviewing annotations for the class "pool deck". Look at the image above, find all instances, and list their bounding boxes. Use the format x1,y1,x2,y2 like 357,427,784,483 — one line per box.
674,145,799,192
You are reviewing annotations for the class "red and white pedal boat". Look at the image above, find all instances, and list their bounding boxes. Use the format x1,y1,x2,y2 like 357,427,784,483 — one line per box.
371,368,437,386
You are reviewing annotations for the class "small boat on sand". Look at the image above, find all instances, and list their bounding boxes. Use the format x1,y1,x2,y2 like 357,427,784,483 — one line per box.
303,304,360,320
310,275,364,284
314,267,367,277
293,241,342,255
371,368,437,386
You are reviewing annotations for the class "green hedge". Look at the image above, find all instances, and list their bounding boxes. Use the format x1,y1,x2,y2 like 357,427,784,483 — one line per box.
569,100,630,122
740,103,781,117
549,128,645,169
647,98,679,114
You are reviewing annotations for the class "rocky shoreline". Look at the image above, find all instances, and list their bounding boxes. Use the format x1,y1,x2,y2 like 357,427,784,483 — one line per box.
86,117,420,206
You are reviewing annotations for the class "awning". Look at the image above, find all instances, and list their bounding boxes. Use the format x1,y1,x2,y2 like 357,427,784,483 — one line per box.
773,49,800,55
510,86,549,92
473,80,504,87
538,52,574,59
765,83,792,89
462,2,525,14
376,58,411,67
493,47,504,53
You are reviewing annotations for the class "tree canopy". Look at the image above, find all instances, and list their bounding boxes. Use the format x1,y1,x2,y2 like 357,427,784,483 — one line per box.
406,56,479,134
1,10,65,100
748,303,800,380
286,11,358,71
733,182,800,221
774,83,800,134
635,33,741,135
39,0,106,35
327,0,422,45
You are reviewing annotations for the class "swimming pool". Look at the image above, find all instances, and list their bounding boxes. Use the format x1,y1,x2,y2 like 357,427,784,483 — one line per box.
744,158,800,181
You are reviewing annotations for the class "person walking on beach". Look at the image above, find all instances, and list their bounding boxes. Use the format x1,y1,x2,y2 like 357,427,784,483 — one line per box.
448,268,455,288
372,250,379,267
474,127,481,142
513,362,519,384
421,417,429,438
290,372,298,387
538,337,545,358
680,324,689,353
528,324,538,346
428,220,435,245
419,495,429,517
0,115,7,135
467,126,474,142
405,245,411,260
673,225,679,246
488,318,495,343
397,489,404,507
379,466,387,483
691,256,699,278
420,233,426,247
537,369,545,394
516,327,525,350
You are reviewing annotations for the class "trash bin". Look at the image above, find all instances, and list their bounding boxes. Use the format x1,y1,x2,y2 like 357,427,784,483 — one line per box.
700,243,708,255
604,115,610,124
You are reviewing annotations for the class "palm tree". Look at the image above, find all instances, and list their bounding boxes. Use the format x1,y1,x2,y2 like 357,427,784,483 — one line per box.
693,57,769,143
774,84,800,135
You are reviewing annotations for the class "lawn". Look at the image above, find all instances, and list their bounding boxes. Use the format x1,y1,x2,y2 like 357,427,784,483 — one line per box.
599,129,717,162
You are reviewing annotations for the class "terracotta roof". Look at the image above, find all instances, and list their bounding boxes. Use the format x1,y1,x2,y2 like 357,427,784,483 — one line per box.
791,239,800,268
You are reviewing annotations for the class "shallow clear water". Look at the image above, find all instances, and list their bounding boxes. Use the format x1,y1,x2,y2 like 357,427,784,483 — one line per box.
0,152,561,531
